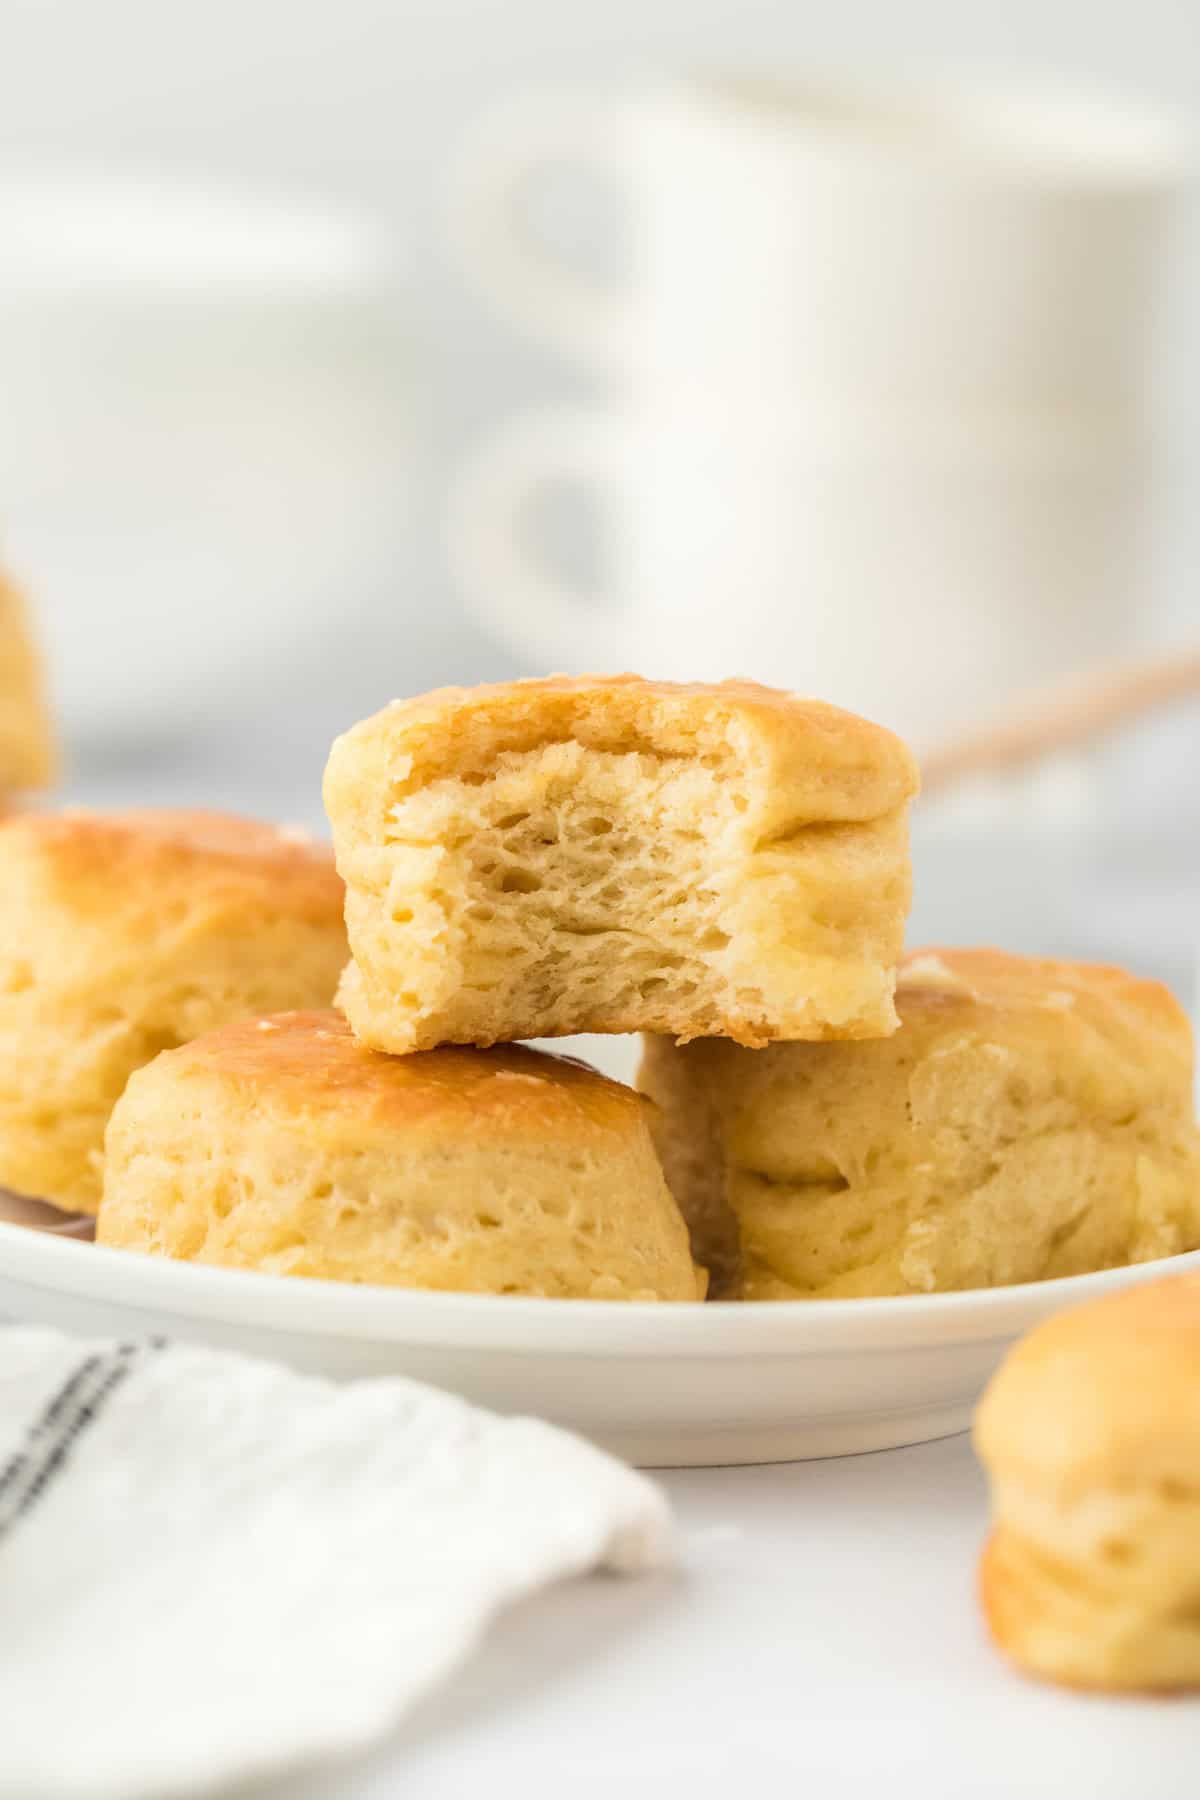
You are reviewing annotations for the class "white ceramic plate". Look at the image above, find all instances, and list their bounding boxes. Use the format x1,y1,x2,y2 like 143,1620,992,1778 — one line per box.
1,1193,1195,1466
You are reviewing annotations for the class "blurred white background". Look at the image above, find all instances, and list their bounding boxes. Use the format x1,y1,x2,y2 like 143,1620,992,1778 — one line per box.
0,0,1197,989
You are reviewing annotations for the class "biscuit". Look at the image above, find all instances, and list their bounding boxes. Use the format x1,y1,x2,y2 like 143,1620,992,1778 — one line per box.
975,1272,1200,1690
0,809,347,1213
98,1011,706,1300
638,948,1200,1298
0,567,57,791
323,674,918,1054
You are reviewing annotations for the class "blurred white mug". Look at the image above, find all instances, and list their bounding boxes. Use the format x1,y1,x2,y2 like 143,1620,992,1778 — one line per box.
447,405,1147,747
449,77,1185,739
0,164,412,740
450,76,1184,408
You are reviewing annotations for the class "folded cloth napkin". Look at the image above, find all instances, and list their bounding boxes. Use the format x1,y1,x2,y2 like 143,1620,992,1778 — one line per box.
0,1329,673,1800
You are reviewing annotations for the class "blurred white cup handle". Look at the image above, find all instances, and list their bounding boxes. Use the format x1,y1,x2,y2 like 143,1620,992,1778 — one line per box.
448,96,631,368
447,409,625,668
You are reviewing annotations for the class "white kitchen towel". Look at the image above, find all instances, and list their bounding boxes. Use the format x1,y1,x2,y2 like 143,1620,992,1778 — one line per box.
0,1329,673,1800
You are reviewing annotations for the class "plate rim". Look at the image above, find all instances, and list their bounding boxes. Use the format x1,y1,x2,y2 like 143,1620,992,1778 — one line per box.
1,1220,1196,1359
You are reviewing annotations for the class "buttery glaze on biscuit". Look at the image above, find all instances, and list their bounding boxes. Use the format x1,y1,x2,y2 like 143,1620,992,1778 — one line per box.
323,674,918,1054
98,1011,705,1301
976,1273,1200,1691
639,947,1200,1297
0,809,348,1213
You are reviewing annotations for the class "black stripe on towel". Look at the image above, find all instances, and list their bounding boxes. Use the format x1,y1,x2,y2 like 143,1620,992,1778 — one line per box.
0,1341,160,1542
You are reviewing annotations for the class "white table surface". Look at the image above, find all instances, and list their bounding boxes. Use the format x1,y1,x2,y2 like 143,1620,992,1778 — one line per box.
265,1429,1195,1800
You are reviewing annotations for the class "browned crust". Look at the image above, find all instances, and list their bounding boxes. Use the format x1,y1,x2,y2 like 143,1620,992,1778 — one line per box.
141,1009,648,1143
902,946,1191,1044
0,808,344,927
974,1273,1200,1491
325,672,920,829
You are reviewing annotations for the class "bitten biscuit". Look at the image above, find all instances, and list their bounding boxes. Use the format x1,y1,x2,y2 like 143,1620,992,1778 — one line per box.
323,674,918,1054
975,1273,1200,1691
0,810,347,1214
98,1012,706,1301
0,567,57,791
638,948,1200,1298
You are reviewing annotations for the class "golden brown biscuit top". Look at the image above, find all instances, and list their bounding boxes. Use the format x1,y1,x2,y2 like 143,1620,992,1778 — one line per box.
975,1274,1200,1494
898,946,1193,1070
0,808,344,925
151,1009,646,1144
325,673,919,827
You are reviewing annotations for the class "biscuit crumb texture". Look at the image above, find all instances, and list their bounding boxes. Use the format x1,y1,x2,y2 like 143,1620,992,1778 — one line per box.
98,1012,705,1301
324,675,917,1052
639,947,1200,1298
975,1274,1200,1690
0,810,347,1213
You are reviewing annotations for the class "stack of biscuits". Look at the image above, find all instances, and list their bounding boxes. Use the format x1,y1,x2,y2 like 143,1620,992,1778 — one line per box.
99,671,923,1300
65,672,1198,1307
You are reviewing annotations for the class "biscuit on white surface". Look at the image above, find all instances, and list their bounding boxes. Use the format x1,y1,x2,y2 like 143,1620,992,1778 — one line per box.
98,1011,705,1301
976,1272,1200,1690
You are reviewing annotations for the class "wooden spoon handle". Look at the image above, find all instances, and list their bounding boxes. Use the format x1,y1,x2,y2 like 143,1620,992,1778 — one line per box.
921,649,1200,791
